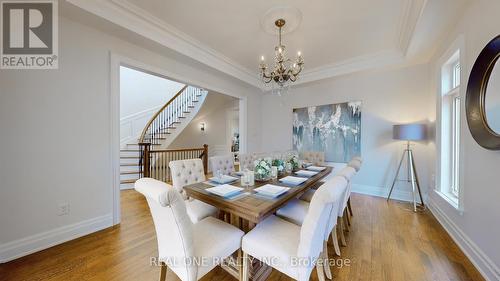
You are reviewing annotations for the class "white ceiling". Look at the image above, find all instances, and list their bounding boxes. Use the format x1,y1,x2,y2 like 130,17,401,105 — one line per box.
66,0,468,88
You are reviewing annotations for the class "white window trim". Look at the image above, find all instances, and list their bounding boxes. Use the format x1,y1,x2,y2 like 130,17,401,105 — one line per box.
435,35,466,214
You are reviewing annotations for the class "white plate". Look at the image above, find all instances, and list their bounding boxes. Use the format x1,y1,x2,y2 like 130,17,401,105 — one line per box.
206,184,244,197
254,184,290,197
279,176,308,186
209,175,239,184
306,166,326,171
294,170,319,177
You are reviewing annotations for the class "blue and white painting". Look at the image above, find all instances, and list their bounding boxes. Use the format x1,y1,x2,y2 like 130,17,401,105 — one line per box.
293,101,361,163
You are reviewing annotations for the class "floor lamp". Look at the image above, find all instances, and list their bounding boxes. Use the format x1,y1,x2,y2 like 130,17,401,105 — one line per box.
387,124,426,212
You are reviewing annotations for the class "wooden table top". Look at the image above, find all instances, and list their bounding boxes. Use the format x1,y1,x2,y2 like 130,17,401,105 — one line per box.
184,167,332,224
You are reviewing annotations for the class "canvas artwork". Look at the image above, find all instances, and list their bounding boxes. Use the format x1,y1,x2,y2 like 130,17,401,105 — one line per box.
293,101,361,163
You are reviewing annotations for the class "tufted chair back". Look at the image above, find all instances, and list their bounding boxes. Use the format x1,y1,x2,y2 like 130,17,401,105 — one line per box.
301,151,326,165
135,178,197,281
169,159,206,197
296,176,346,281
209,155,235,175
238,153,256,171
347,158,362,172
336,166,356,216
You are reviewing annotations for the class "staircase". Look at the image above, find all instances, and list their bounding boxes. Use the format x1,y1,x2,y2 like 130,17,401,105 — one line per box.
119,85,208,189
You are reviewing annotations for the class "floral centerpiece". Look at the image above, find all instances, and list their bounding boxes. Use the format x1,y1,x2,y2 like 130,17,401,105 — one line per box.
287,154,300,171
254,158,272,181
272,159,286,175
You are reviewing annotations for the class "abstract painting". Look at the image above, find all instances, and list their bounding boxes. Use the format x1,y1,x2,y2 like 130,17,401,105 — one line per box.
293,101,361,163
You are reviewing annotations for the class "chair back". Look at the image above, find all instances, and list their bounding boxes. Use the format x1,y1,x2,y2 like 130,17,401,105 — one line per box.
239,153,255,171
169,159,206,196
347,159,362,172
337,166,357,216
296,178,344,280
209,155,235,175
135,178,197,281
323,176,348,240
301,151,325,165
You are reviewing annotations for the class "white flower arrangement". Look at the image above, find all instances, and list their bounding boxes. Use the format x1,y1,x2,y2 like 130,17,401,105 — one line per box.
272,159,286,174
254,158,272,180
287,154,300,170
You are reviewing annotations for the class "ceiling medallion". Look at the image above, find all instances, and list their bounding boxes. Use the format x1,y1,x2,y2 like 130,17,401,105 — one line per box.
259,18,304,96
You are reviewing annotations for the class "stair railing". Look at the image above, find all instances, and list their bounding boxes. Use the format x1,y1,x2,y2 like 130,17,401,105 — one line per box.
138,85,208,181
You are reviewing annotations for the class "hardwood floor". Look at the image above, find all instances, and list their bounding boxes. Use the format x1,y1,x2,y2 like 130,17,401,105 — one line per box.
0,191,484,281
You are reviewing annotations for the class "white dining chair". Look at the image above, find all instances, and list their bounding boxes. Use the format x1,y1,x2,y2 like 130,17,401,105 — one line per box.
347,158,362,172
169,159,218,223
301,151,326,165
209,155,235,175
135,178,244,281
238,153,255,171
241,177,346,281
346,157,362,216
336,166,357,246
276,176,348,279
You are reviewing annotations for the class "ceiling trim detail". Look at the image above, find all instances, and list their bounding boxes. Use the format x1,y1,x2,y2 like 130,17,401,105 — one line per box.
67,0,427,88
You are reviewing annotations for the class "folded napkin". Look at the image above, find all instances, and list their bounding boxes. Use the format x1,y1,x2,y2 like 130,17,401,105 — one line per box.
209,175,239,184
279,176,308,186
206,184,244,198
306,166,326,171
254,184,290,198
294,170,319,177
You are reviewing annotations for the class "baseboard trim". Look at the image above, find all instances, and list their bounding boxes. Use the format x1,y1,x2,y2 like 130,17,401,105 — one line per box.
0,214,113,263
427,200,500,281
351,183,415,202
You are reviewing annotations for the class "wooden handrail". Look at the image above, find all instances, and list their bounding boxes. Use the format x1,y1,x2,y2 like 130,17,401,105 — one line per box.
138,85,188,143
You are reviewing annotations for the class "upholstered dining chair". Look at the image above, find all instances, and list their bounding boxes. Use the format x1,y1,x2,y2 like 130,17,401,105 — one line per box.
238,153,255,171
346,157,362,216
275,176,348,279
301,151,326,165
135,178,244,281
242,177,346,281
209,155,235,175
169,159,218,223
336,166,357,247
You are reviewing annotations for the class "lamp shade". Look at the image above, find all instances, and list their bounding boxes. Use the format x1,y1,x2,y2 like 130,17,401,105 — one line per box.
393,124,427,141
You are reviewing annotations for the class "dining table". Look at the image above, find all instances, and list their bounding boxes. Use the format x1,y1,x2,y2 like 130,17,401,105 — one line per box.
184,166,332,281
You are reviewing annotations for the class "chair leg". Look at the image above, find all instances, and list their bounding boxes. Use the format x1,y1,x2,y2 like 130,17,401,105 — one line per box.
316,253,326,281
242,252,249,281
344,210,350,232
238,249,243,281
347,197,353,216
331,226,341,256
159,262,167,281
339,217,347,246
323,241,332,280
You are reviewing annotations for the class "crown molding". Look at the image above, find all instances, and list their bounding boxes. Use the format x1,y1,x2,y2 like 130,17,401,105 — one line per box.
66,0,262,88
398,0,428,56
66,0,426,88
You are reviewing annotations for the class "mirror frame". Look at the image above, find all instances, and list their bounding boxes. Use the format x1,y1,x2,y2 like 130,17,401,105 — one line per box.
466,35,500,150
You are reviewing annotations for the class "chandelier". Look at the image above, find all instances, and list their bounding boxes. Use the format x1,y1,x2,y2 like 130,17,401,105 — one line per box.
259,19,304,95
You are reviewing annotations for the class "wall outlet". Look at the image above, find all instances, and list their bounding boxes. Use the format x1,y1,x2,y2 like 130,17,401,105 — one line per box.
58,203,69,216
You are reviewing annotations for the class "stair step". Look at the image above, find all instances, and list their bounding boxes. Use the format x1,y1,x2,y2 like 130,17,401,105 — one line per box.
120,182,135,190
120,156,139,159
120,179,137,184
120,163,138,167
120,171,140,175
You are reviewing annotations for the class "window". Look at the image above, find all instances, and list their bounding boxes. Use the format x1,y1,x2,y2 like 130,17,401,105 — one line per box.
439,50,462,208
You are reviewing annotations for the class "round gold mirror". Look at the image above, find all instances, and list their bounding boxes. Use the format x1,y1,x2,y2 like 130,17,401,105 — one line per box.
466,35,500,150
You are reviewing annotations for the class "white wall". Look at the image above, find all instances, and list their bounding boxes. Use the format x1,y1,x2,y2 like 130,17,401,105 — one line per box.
260,64,433,201
168,92,238,156
0,14,261,262
120,66,185,118
119,66,185,144
427,1,500,280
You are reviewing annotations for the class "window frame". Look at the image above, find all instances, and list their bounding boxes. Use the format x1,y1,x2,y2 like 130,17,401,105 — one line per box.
435,35,465,213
